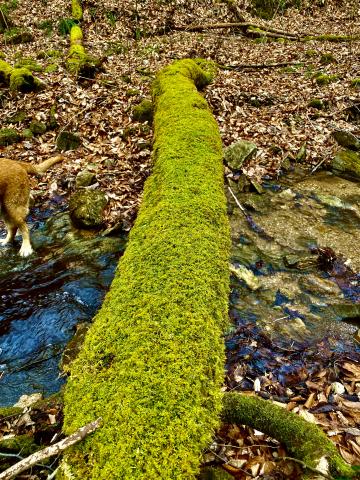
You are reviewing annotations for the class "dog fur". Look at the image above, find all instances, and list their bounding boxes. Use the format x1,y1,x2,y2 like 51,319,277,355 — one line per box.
0,155,63,257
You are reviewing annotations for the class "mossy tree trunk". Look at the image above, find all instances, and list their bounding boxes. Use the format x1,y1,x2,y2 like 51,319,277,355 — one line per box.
61,59,230,479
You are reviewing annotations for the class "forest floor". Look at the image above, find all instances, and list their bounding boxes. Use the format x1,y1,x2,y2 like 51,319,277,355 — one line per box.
0,0,359,478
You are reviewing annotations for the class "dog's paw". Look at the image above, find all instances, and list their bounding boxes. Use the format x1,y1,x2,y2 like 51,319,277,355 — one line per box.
19,244,34,257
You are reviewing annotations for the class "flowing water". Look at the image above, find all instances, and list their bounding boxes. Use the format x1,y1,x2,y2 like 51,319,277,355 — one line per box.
0,170,359,406
226,169,360,391
0,199,125,406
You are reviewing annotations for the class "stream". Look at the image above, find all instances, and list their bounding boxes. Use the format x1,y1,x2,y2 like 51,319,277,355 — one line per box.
0,199,125,406
0,169,359,407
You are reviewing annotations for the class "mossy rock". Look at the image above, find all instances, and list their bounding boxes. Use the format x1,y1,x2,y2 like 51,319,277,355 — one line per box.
5,110,26,123
75,170,96,188
331,149,360,179
332,130,360,151
29,120,47,135
314,72,338,85
132,99,153,123
48,104,58,129
4,27,33,44
22,128,34,139
56,131,81,151
224,140,257,170
308,98,326,110
0,127,20,146
69,189,107,229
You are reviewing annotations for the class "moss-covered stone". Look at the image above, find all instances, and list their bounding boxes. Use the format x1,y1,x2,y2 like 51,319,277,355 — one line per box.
222,393,355,478
5,110,26,123
308,98,326,110
29,120,47,135
9,67,43,91
314,72,338,85
69,189,107,229
62,59,230,479
320,52,336,64
0,127,20,146
56,131,81,151
22,128,33,139
132,99,153,123
331,149,360,179
224,140,257,170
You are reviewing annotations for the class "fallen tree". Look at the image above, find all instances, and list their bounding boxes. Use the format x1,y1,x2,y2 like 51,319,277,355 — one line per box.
61,59,231,479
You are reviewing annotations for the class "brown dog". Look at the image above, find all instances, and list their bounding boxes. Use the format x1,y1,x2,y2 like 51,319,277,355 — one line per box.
0,155,63,257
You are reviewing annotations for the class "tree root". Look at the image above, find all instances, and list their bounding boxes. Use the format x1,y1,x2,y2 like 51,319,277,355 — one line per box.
222,393,355,478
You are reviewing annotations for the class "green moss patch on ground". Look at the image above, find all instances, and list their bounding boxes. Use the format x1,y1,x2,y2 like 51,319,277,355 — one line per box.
62,58,230,479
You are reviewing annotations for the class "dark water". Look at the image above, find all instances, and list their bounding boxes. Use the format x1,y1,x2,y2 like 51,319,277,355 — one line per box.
0,202,125,406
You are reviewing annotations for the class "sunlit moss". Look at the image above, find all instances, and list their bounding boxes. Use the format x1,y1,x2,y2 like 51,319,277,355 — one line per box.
62,59,230,479
72,0,83,21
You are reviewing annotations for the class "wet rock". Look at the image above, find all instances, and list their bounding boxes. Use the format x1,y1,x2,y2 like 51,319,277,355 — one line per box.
14,393,42,408
230,263,261,290
69,189,108,229
332,130,360,151
224,140,257,171
75,170,96,188
298,275,342,297
56,130,81,151
331,149,360,179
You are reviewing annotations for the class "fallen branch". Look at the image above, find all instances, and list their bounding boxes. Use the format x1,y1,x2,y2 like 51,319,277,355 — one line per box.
178,22,300,38
219,61,304,70
0,418,101,480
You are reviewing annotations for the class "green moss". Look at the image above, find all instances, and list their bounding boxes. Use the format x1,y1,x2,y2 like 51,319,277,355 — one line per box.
320,52,336,64
22,128,33,139
304,34,360,42
0,406,22,418
72,0,83,21
9,67,43,91
0,58,13,83
44,63,58,73
38,19,53,35
70,24,83,43
222,393,355,477
29,120,47,135
125,88,140,97
63,59,230,479
14,57,42,72
3,26,33,44
0,435,39,456
0,127,20,145
58,18,77,36
132,99,153,123
308,98,325,110
351,78,360,88
314,72,338,85
67,25,99,77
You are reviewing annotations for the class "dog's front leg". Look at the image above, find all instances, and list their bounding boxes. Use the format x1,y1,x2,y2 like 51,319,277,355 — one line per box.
18,222,33,257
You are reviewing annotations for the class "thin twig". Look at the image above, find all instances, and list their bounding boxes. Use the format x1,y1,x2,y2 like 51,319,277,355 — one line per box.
0,418,102,480
227,185,247,216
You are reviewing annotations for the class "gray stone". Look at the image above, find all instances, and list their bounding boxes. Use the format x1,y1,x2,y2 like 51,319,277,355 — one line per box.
69,189,107,229
224,140,257,170
332,130,360,151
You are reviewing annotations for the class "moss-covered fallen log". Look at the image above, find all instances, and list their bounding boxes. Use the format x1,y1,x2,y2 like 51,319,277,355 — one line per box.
66,25,99,77
0,59,43,91
62,58,230,479
222,393,355,478
72,0,83,21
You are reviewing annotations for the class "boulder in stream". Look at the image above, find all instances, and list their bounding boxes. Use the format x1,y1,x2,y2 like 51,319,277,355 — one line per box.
69,189,107,229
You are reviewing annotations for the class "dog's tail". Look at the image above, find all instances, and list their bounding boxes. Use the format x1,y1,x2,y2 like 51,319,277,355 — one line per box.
17,155,64,175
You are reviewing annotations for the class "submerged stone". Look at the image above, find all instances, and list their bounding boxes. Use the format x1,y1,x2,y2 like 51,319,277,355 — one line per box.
224,140,257,171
